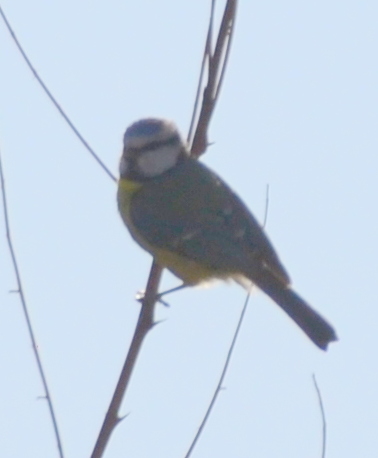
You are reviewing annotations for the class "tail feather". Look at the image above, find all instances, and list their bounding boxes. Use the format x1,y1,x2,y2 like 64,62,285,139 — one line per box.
253,273,337,350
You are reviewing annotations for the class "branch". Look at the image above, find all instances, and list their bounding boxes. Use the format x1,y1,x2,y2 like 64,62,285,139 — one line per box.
187,0,216,147
0,148,64,458
189,0,238,157
91,262,162,458
184,294,249,458
312,374,327,458
0,6,115,182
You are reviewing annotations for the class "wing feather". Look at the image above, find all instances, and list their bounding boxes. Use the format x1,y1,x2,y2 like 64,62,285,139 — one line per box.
130,158,290,285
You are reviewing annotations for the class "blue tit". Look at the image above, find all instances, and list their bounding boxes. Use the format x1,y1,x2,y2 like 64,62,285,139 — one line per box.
117,118,337,350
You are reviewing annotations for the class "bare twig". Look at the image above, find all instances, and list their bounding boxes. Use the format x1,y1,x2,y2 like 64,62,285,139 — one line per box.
0,149,64,458
190,0,238,158
211,0,237,104
184,294,250,458
91,262,162,458
312,374,327,458
187,0,216,147
0,6,115,182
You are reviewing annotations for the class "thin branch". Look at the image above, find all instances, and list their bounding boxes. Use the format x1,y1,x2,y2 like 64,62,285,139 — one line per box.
190,0,238,158
211,0,237,103
312,374,327,458
187,0,216,147
0,5,116,182
91,262,162,458
0,149,64,458
184,294,250,458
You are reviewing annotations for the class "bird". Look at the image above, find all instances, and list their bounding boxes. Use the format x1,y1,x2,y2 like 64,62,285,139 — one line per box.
117,118,337,350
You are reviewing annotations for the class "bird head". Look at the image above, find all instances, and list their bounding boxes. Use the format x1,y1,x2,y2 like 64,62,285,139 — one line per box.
120,118,189,180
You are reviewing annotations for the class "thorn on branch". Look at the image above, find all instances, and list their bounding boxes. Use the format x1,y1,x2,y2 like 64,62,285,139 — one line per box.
151,319,166,329
117,413,130,424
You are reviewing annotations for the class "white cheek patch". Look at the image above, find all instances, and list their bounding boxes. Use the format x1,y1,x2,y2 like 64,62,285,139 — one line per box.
137,145,179,177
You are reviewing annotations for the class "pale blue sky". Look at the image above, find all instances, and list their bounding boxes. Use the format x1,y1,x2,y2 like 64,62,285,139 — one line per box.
1,1,378,457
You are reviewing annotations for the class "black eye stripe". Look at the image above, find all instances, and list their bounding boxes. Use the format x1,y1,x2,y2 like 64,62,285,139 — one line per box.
128,135,181,154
